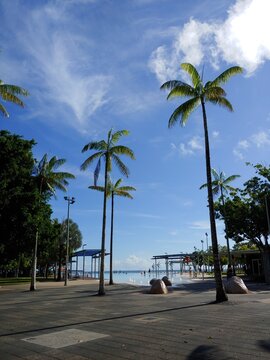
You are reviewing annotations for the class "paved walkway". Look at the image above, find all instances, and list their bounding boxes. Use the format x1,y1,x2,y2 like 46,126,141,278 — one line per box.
0,278,270,359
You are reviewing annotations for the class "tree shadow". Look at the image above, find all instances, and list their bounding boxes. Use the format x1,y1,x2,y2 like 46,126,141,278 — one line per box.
186,345,232,360
257,339,270,352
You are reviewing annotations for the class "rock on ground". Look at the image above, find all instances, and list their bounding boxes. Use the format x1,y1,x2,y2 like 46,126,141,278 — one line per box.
150,279,168,294
225,276,249,294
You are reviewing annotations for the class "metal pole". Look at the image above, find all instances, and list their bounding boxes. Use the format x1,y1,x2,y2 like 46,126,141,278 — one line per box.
201,240,204,280
205,232,209,272
82,244,86,279
64,196,75,286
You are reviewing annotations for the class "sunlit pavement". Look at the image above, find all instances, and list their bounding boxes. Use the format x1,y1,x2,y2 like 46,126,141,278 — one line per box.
0,279,270,359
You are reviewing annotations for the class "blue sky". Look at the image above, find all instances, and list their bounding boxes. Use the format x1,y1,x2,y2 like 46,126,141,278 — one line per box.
1,0,270,270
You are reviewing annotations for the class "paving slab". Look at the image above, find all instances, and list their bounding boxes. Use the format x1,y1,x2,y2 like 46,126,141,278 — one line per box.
0,278,270,359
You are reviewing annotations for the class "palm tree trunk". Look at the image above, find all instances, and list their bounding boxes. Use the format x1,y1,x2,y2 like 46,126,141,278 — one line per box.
99,153,109,295
201,98,228,302
109,193,114,285
30,229,38,291
30,180,43,291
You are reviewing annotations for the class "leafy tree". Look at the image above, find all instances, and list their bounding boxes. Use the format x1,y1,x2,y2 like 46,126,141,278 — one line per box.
216,165,270,283
0,131,38,276
90,178,135,285
0,79,29,117
56,219,83,281
81,129,135,295
161,63,243,302
30,154,75,290
200,169,240,264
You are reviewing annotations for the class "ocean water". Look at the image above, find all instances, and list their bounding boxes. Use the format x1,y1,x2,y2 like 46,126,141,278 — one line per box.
72,270,194,286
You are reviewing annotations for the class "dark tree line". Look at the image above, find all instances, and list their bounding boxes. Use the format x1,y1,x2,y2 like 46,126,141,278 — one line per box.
0,131,82,278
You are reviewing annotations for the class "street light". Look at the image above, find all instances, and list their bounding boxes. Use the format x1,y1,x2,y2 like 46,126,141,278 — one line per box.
64,196,75,286
205,232,209,272
201,240,204,280
82,243,87,279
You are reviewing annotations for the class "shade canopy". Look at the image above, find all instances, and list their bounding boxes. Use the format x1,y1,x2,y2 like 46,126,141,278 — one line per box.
72,249,101,257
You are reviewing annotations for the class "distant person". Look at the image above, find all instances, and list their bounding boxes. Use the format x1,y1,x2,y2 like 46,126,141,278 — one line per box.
227,265,233,279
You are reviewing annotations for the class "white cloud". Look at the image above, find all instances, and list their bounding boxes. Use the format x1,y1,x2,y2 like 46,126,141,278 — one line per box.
171,136,203,157
149,0,270,82
114,255,152,270
251,131,270,147
212,131,219,138
233,130,270,159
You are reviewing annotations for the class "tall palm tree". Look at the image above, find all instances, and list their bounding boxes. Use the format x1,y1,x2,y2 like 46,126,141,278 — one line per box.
81,129,135,295
0,79,29,117
90,178,136,285
161,63,243,303
30,154,75,291
200,169,240,264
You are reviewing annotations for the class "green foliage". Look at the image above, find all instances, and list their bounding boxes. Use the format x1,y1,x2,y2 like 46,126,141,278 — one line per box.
215,165,270,250
0,79,29,117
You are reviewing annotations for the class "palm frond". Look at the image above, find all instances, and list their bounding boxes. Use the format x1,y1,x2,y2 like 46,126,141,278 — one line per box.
168,97,200,128
211,66,243,87
204,86,227,99
1,92,24,107
211,168,220,181
89,185,105,192
81,140,107,153
0,103,9,117
114,190,134,199
111,154,130,177
80,151,104,171
160,80,188,91
0,83,29,97
94,158,101,186
208,96,233,111
110,145,135,159
111,130,130,144
114,178,123,188
181,63,201,87
167,84,196,100
223,174,240,184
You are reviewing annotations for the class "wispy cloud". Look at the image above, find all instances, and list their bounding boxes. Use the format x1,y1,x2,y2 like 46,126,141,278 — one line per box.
189,220,210,230
1,1,111,133
149,0,270,82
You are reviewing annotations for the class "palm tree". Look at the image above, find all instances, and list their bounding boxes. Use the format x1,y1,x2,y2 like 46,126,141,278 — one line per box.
0,79,29,117
30,154,75,291
90,178,136,285
81,129,135,295
200,169,240,265
161,63,243,302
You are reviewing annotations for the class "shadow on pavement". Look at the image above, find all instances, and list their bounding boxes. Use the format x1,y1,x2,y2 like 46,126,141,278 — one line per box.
0,302,210,338
186,345,231,360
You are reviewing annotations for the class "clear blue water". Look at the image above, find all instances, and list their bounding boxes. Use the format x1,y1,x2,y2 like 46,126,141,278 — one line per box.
72,270,193,286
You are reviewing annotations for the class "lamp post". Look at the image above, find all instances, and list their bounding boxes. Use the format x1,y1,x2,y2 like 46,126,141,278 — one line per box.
201,240,204,280
82,243,87,279
64,196,75,286
205,232,209,272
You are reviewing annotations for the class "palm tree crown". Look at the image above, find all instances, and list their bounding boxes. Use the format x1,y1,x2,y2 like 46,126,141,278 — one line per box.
0,79,29,117
161,63,243,128
200,169,240,198
33,154,75,197
81,129,135,184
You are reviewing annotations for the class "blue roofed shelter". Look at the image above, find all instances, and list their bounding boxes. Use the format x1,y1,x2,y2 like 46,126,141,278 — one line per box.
70,249,102,279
